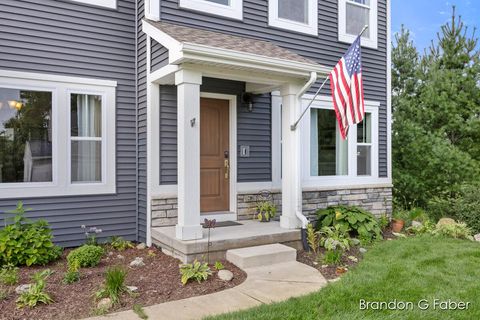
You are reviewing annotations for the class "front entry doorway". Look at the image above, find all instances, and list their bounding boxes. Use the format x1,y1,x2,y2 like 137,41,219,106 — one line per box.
200,98,230,213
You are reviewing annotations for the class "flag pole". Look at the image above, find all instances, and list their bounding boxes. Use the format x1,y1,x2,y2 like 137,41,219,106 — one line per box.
290,25,369,131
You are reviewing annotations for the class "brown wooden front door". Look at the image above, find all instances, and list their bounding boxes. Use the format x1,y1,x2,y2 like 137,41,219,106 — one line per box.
200,98,230,213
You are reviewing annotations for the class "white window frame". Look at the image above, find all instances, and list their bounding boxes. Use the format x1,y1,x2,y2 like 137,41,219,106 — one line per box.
268,0,318,36
70,0,117,9
0,70,116,199
179,0,243,20
338,0,378,49
301,95,380,188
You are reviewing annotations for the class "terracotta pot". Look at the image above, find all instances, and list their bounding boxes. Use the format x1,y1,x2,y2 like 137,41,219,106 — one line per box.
391,219,405,232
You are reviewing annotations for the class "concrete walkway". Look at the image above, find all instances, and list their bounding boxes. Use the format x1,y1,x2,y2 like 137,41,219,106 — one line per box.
87,261,327,320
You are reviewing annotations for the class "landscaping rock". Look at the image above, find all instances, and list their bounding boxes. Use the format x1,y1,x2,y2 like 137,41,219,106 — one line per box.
136,243,147,250
97,298,112,310
108,251,114,256
350,238,360,246
474,234,480,242
126,286,138,292
437,218,456,227
217,270,234,281
411,221,423,228
347,256,358,263
117,254,125,260
15,284,31,294
392,232,407,238
359,248,367,254
321,265,328,268
130,257,145,267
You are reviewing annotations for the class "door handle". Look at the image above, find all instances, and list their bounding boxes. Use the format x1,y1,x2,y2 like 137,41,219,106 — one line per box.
224,159,230,179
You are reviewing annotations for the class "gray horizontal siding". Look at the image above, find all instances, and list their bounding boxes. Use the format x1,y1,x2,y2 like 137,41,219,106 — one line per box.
159,0,388,177
137,0,147,242
0,0,138,247
151,39,169,72
158,78,272,184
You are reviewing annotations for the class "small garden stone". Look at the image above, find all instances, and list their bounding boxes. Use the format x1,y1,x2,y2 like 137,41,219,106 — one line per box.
97,298,112,310
411,221,423,228
217,270,234,281
347,256,358,262
136,243,147,250
126,286,138,292
474,234,480,242
117,254,125,260
130,257,145,267
359,248,367,254
15,284,31,294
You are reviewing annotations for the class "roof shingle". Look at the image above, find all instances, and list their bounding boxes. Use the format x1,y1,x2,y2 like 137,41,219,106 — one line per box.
147,20,317,65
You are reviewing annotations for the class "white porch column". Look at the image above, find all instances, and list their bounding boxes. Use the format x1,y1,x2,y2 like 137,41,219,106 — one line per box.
280,83,303,229
175,69,203,240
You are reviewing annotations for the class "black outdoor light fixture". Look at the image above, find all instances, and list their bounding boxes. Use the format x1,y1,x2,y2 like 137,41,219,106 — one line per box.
241,92,254,112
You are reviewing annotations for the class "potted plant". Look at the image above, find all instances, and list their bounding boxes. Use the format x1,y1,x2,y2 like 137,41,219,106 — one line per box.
255,201,277,222
391,210,408,232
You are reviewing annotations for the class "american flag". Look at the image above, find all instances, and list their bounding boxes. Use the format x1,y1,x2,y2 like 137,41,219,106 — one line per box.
329,36,365,140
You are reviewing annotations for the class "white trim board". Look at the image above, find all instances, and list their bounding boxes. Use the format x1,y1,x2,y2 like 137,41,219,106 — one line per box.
70,0,117,9
338,0,378,49
268,0,318,36
179,0,243,20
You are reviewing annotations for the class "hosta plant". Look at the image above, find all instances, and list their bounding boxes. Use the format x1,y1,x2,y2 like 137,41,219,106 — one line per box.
16,269,53,308
179,260,212,285
316,206,382,241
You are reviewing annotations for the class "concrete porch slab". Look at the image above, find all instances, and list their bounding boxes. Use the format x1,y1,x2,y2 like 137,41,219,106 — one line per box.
152,220,302,263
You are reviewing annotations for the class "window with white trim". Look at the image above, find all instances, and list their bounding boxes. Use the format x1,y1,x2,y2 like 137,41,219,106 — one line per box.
269,0,318,35
302,97,379,186
70,0,117,9
0,71,116,198
338,0,378,49
179,0,243,20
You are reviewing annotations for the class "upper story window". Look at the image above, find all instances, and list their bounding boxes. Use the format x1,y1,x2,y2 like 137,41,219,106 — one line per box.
179,0,243,20
269,0,318,35
0,71,116,199
338,0,378,48
70,0,117,9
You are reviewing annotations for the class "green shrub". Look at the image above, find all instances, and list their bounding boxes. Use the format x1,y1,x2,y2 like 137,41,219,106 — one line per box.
109,236,134,251
96,266,127,304
433,222,473,240
0,264,19,285
406,220,436,235
0,201,62,266
67,245,104,268
315,206,382,241
179,260,212,285
255,201,277,221
318,225,351,266
0,288,8,301
16,269,53,308
429,184,480,233
378,214,390,231
63,259,80,284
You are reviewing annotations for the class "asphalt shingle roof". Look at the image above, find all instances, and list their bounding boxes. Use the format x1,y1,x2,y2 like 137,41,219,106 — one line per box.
147,20,317,65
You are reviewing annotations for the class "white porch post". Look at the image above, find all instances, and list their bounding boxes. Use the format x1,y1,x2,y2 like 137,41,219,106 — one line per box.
175,69,203,240
280,83,303,229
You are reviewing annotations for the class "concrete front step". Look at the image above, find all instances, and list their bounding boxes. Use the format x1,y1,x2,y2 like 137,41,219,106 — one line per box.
226,243,297,269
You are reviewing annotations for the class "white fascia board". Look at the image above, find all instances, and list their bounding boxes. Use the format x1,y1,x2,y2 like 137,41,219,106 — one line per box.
142,20,182,52
0,69,117,87
175,42,329,78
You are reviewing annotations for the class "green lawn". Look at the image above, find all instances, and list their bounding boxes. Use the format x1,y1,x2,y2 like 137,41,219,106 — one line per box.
207,236,480,320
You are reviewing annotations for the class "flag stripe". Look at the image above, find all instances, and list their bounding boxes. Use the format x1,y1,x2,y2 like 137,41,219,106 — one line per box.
329,35,365,140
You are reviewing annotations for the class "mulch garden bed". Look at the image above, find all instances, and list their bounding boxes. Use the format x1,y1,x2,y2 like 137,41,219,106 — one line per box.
0,246,246,320
297,246,363,280
298,227,395,280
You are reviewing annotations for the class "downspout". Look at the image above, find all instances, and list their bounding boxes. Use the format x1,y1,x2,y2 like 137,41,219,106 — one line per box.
294,71,317,250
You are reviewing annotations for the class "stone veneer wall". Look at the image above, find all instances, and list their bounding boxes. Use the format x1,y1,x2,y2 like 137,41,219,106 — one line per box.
151,187,392,227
